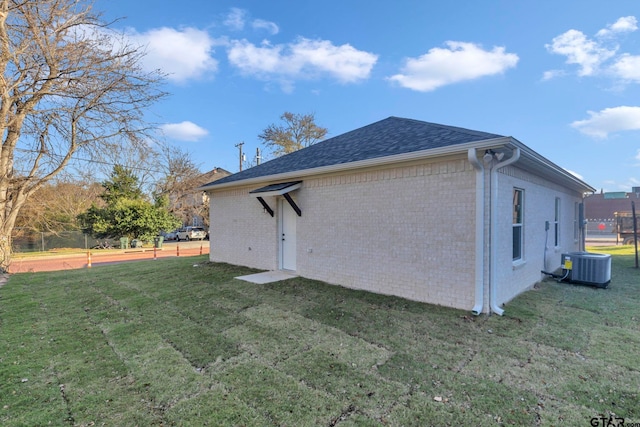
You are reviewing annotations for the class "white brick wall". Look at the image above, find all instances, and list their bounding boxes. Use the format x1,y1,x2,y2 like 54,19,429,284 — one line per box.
209,187,278,270
208,157,585,312
494,166,583,305
298,156,476,309
210,155,478,310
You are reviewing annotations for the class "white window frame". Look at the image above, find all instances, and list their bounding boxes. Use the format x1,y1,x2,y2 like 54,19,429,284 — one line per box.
513,188,524,261
554,197,561,247
574,202,579,241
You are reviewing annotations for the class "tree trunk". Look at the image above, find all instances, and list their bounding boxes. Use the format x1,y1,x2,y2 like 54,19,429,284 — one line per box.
0,230,11,273
0,191,28,272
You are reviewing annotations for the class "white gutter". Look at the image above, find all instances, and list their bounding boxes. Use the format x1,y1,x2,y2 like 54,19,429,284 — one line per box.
467,148,485,315
199,137,512,192
489,147,521,315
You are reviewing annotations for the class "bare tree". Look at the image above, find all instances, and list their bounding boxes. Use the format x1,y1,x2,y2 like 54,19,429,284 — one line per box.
14,177,103,234
155,145,203,224
89,141,163,195
258,112,328,157
154,145,230,229
0,0,166,270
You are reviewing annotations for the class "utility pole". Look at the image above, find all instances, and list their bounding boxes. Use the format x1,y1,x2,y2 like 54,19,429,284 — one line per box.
235,142,245,171
256,147,261,166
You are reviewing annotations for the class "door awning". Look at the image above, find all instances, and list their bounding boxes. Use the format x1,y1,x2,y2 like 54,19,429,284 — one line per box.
249,181,302,217
249,181,302,197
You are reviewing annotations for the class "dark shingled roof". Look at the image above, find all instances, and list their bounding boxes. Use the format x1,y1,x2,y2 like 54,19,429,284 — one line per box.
206,116,505,187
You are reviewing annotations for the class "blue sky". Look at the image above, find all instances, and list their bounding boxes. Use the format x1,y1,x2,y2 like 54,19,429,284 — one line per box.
95,0,640,192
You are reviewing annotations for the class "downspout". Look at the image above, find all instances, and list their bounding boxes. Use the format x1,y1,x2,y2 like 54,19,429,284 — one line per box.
467,148,485,315
489,147,521,316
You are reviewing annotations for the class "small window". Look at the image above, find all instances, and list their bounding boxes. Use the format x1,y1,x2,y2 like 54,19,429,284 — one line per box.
574,202,579,240
513,189,524,261
554,198,561,247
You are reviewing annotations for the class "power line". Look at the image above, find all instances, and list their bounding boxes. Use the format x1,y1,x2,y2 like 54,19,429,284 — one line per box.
12,147,218,187
14,147,167,175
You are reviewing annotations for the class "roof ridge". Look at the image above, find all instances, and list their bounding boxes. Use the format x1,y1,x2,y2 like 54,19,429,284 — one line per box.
387,116,501,139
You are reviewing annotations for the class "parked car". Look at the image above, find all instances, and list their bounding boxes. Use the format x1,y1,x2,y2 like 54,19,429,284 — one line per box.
162,230,179,241
176,226,207,241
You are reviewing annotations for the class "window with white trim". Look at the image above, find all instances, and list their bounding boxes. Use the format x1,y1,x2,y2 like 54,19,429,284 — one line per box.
574,202,579,241
513,189,524,261
554,197,561,247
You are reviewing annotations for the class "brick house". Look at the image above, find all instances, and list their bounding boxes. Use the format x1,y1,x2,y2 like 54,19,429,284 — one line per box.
200,117,594,314
169,167,231,227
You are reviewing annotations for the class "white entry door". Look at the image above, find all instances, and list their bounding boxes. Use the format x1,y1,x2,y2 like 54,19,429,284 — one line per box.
279,198,297,271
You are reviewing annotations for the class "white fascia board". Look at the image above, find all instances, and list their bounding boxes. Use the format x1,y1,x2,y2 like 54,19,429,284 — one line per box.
509,139,596,194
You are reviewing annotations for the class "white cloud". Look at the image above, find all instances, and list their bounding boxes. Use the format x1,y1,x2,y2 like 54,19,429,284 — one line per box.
227,37,378,89
224,8,279,35
603,179,640,192
160,121,209,141
542,69,566,81
252,19,279,35
224,8,246,31
611,54,640,82
565,169,584,180
596,16,638,37
628,177,640,186
621,177,640,190
611,16,638,32
635,149,640,162
128,27,218,83
545,29,616,76
571,106,640,138
228,40,283,73
387,41,518,92
291,39,378,82
546,16,640,80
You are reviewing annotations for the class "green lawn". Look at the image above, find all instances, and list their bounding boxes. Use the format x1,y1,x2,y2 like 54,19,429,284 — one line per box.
1,248,638,426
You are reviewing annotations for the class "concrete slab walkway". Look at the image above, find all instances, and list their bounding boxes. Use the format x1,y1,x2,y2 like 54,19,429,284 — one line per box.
235,270,297,284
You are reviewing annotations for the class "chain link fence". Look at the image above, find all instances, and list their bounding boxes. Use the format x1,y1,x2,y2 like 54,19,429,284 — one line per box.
12,231,100,253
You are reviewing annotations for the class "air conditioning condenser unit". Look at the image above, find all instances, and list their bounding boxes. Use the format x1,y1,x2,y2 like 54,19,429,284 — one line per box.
560,252,611,288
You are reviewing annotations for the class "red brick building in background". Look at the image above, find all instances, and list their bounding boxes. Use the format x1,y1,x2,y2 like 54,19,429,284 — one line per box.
584,187,640,234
